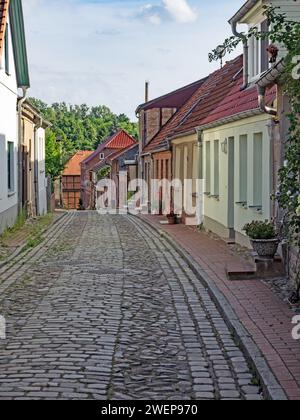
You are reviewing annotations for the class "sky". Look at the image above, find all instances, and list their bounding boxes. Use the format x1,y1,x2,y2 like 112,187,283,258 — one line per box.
23,0,244,119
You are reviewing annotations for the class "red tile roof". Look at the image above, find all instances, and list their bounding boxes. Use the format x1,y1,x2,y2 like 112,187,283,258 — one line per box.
144,55,276,153
136,78,207,113
0,0,9,60
63,151,93,176
144,56,243,153
81,130,136,166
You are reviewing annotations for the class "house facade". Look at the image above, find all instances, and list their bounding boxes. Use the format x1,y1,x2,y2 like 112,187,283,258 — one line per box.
138,0,299,248
137,79,207,212
21,101,50,217
62,151,93,210
81,130,136,210
92,143,139,210
0,0,30,234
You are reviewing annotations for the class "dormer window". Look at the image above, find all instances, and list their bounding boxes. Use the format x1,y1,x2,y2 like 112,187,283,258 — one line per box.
248,19,269,81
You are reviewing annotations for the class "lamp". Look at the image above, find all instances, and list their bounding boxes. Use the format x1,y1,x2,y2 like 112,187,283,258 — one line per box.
221,138,228,154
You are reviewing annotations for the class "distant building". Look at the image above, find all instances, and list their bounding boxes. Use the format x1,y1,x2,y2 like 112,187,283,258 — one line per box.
80,130,136,210
62,151,93,210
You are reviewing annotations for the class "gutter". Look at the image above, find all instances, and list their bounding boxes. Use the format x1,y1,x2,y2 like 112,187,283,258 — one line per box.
17,86,28,213
168,109,263,142
256,60,284,116
229,0,258,26
256,59,285,88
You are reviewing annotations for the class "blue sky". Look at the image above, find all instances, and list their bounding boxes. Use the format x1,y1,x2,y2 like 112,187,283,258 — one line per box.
23,0,244,119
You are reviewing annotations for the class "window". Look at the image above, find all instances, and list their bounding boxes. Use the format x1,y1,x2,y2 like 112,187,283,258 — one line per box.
205,142,211,194
7,142,14,192
4,24,9,75
239,135,248,203
99,153,105,160
214,140,220,196
253,133,263,207
249,19,269,79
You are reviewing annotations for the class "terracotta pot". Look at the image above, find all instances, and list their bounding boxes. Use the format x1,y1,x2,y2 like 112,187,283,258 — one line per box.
250,238,279,259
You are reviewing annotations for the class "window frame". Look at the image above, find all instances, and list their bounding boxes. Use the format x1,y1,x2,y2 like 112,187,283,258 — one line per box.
7,141,14,193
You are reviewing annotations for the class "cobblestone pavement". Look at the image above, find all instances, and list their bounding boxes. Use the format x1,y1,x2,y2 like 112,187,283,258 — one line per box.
0,212,263,400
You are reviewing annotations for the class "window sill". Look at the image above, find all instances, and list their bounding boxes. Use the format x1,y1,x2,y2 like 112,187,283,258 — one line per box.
8,191,16,198
236,201,248,209
249,205,263,214
211,195,220,201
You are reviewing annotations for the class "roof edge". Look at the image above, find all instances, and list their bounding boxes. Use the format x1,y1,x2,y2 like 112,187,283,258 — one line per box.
228,0,258,24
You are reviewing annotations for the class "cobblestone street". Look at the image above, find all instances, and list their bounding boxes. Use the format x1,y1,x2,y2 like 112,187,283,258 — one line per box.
0,212,263,400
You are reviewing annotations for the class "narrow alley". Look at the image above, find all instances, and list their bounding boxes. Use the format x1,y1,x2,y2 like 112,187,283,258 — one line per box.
0,212,262,400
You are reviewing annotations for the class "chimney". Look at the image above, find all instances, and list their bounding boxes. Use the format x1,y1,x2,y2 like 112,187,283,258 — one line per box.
145,80,149,103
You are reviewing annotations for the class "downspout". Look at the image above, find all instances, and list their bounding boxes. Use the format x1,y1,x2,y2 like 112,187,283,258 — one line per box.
34,116,43,217
197,129,204,225
257,85,277,116
17,86,28,214
231,21,249,90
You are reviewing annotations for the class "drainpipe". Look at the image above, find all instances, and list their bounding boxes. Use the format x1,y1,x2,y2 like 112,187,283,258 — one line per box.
231,21,249,90
197,130,204,225
34,116,43,217
17,86,28,214
257,85,277,116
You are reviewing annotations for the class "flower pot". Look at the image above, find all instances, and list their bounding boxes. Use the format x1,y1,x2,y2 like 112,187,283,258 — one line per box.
250,238,279,259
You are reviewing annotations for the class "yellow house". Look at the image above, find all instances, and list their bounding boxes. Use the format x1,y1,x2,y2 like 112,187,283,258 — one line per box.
169,53,277,247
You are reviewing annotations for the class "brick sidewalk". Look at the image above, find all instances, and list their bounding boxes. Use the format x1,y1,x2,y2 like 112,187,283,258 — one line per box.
140,214,300,400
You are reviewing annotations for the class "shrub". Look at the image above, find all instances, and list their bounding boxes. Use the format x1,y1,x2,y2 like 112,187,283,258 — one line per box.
243,221,277,240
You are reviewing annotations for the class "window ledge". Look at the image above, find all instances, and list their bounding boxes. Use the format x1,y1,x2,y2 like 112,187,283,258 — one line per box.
236,201,248,209
8,191,16,198
211,195,220,201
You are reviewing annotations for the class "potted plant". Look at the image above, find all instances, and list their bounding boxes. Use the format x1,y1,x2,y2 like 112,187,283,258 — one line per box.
166,211,177,225
243,220,279,259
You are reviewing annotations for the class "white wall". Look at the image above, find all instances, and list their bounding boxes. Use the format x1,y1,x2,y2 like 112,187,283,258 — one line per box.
0,16,19,232
36,127,47,216
203,114,273,244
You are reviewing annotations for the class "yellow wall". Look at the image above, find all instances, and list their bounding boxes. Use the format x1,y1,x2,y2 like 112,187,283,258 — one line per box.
203,114,273,243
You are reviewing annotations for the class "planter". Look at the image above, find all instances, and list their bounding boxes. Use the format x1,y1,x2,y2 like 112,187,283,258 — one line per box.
250,238,279,259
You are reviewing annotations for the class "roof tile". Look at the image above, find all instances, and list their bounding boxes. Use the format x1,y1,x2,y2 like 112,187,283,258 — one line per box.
143,55,276,153
63,151,94,176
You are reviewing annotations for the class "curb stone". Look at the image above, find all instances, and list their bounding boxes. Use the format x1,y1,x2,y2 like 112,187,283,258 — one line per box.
136,215,288,401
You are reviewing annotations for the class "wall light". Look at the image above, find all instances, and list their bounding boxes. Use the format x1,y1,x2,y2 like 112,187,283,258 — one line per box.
221,138,228,154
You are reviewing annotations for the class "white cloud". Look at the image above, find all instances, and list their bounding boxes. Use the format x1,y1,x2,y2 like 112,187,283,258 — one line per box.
22,0,243,119
163,0,198,23
138,0,198,25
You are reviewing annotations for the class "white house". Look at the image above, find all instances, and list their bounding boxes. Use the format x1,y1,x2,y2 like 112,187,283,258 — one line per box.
0,0,30,233
21,100,50,218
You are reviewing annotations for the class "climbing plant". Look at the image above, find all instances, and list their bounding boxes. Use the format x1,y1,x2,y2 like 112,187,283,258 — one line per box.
209,5,300,300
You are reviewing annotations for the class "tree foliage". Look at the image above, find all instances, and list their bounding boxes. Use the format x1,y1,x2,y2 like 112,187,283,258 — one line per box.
28,98,138,178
